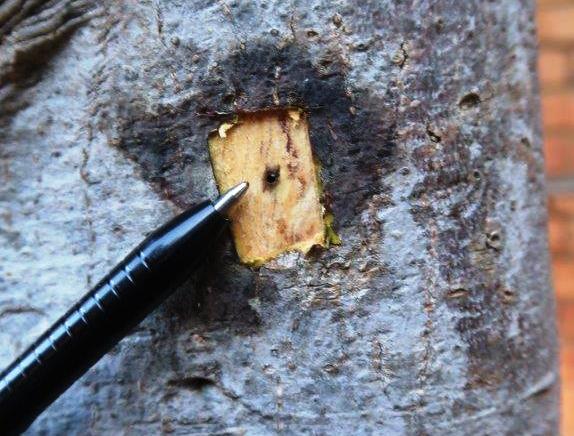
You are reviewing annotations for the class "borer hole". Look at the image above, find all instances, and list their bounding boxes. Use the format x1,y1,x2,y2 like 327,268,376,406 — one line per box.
167,377,215,391
520,137,532,149
459,92,481,109
486,230,502,249
500,287,517,304
222,93,235,105
264,165,280,188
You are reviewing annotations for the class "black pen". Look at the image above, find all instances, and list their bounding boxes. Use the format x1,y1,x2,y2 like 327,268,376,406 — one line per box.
0,181,249,435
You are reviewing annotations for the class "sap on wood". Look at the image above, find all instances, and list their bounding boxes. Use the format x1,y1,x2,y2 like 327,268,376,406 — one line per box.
209,110,326,265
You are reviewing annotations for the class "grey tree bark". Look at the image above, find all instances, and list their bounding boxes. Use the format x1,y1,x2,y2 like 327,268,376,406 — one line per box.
0,0,559,434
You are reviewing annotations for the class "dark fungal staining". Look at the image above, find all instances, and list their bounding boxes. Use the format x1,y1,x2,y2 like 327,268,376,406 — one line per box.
95,31,414,362
114,41,398,227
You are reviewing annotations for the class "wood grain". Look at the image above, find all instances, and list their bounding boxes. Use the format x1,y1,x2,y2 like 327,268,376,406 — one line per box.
209,110,325,265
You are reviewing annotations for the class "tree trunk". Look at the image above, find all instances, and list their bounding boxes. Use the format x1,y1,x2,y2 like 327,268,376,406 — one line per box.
0,0,559,434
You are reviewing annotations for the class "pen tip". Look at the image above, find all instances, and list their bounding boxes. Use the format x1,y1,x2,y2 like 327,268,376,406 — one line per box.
213,181,249,214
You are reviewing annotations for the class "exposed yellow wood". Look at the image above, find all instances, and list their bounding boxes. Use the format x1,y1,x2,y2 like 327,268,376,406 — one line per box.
209,109,325,265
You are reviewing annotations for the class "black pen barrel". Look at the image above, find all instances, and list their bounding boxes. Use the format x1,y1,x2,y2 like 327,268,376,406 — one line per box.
0,201,228,435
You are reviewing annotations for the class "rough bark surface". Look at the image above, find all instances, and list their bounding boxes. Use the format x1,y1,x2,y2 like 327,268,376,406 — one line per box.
0,0,559,434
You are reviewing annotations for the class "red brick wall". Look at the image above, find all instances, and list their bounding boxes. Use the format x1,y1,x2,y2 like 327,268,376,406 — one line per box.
538,0,574,433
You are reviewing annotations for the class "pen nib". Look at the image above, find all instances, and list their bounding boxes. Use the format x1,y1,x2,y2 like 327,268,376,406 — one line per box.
213,181,249,214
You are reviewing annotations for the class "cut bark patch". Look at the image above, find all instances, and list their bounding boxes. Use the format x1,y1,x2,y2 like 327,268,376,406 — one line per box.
209,109,326,265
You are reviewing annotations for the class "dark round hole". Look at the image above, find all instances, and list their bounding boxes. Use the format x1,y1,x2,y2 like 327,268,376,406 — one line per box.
222,93,235,104
459,92,481,109
264,166,280,187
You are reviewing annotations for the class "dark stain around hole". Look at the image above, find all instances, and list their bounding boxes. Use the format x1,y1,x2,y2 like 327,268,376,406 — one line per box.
264,165,280,189
113,42,398,226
